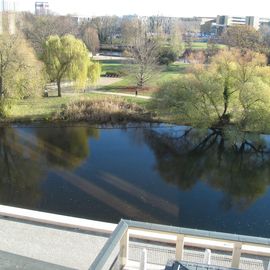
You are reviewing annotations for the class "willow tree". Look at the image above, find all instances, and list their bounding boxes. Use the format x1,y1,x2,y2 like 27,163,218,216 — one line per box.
152,49,270,133
42,35,101,97
0,34,45,117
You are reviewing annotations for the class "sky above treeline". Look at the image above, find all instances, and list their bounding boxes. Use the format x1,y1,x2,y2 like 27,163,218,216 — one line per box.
14,0,270,17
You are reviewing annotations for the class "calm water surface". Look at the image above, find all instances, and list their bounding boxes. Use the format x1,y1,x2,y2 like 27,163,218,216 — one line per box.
1,124,270,237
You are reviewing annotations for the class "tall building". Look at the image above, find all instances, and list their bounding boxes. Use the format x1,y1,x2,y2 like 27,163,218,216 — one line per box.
205,15,270,36
0,0,16,35
216,15,246,27
246,16,260,29
35,2,49,16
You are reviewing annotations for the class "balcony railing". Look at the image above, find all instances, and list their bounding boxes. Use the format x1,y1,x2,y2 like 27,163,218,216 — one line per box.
89,220,270,270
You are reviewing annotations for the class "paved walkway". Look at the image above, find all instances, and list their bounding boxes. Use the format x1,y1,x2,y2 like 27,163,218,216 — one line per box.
46,78,152,100
0,217,108,270
47,78,122,93
95,77,123,86
92,55,131,61
88,90,152,99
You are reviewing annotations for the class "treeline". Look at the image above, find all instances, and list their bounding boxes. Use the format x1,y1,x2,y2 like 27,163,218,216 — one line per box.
16,13,270,60
17,13,200,53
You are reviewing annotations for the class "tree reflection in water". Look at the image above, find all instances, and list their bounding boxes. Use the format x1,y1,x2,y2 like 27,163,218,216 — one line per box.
0,126,99,206
36,126,99,169
2,123,270,222
0,128,45,206
143,126,270,210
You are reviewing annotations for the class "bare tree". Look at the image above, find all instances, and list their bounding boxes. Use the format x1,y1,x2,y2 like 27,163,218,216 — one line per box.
148,16,166,37
178,18,201,34
90,16,121,44
121,17,141,46
205,38,219,62
222,25,262,52
129,25,160,90
82,27,100,55
260,24,270,63
169,20,183,54
260,24,270,46
20,13,79,55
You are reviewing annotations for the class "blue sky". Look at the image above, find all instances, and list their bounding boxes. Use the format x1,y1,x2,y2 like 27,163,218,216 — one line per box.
14,0,270,17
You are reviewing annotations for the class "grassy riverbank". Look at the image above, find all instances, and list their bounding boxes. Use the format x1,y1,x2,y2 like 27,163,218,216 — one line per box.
3,60,187,123
5,94,150,123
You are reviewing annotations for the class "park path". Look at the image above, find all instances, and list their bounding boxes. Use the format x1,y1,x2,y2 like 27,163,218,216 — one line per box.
88,90,152,99
46,77,152,99
46,77,122,92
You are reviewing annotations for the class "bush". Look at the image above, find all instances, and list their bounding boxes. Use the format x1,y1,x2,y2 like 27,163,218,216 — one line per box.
55,97,152,123
103,70,127,77
158,47,178,66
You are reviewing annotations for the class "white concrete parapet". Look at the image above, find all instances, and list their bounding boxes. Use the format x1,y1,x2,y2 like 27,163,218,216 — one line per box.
1,204,270,262
0,205,116,234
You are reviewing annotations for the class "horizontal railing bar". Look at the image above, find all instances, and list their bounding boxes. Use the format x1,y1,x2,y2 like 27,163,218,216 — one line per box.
124,220,270,247
129,230,270,256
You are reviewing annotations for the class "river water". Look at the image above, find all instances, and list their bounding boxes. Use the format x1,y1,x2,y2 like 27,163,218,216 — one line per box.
1,124,270,237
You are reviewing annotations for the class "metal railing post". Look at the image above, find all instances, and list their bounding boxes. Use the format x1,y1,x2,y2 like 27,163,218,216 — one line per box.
139,248,147,270
175,234,185,260
231,242,242,268
203,249,211,265
119,229,129,267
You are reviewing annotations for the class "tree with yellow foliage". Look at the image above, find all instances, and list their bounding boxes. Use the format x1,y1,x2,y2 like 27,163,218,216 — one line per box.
152,49,270,133
0,34,45,117
42,35,101,97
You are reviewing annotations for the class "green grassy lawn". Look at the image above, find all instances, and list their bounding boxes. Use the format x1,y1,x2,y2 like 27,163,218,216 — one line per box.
192,42,208,50
7,96,79,121
159,62,188,81
191,42,227,50
6,93,149,122
99,62,188,95
100,59,127,75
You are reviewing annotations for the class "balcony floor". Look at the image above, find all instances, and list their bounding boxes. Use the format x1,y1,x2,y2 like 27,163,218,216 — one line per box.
0,217,108,270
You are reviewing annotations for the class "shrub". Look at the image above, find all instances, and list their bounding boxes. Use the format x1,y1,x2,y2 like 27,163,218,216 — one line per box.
158,47,178,66
55,97,152,123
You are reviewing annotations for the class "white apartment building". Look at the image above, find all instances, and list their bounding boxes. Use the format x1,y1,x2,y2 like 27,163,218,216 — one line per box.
216,15,270,30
